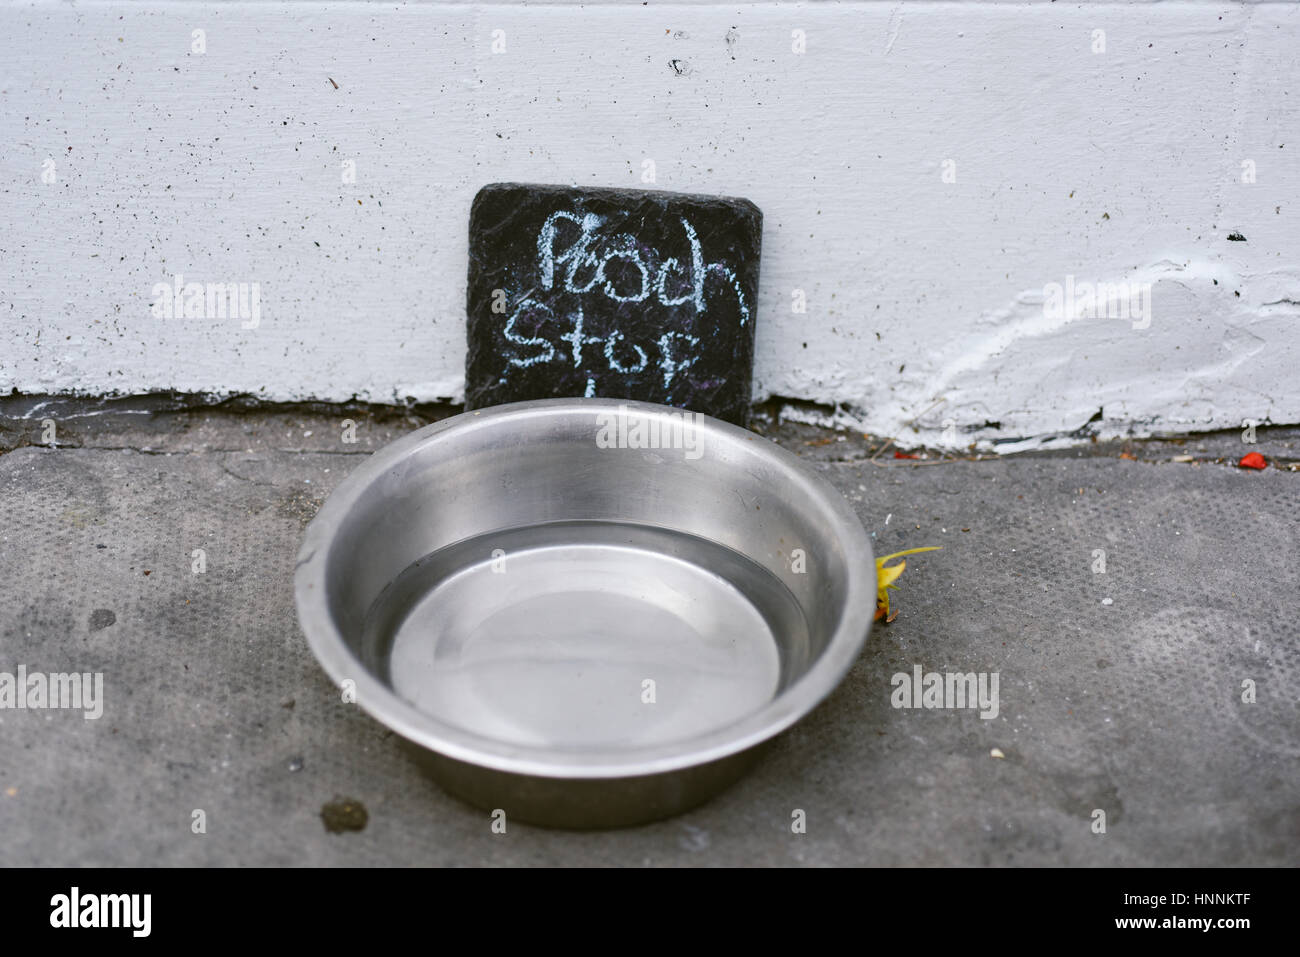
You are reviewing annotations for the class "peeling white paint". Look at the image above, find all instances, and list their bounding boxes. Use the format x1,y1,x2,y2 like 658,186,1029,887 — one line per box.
1,1,1297,448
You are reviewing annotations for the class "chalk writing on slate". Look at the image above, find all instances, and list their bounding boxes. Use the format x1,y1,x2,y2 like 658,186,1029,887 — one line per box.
465,183,763,424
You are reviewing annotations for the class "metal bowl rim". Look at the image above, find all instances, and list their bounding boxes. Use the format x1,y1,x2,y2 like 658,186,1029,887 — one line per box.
294,397,875,779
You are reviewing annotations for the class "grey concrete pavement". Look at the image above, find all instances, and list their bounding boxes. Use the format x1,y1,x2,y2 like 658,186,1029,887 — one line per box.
0,400,1296,865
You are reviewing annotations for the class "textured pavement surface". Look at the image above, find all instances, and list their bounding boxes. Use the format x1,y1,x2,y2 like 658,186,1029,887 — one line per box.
0,399,1296,866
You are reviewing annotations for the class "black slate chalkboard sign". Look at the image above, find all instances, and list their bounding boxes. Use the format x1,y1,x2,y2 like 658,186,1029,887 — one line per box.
465,183,762,425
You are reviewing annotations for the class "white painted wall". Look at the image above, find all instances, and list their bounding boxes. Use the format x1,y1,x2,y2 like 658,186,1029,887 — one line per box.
2,1,1297,447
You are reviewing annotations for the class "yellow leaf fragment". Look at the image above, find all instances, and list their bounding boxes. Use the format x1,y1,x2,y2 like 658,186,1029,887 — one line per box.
874,546,942,622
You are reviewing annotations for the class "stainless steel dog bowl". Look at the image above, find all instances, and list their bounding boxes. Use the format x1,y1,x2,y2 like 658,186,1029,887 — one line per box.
295,398,875,828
